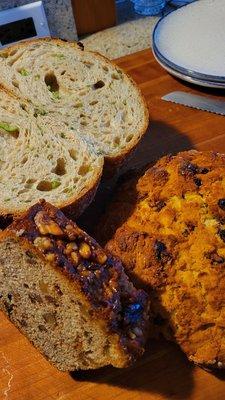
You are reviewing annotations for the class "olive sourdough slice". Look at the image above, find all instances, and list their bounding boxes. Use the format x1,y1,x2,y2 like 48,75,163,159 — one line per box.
97,150,225,369
0,200,149,371
0,38,149,167
0,89,103,218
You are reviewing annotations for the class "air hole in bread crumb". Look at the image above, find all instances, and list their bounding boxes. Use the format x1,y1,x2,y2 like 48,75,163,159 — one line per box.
37,181,53,191
81,120,88,126
52,158,66,176
12,79,19,88
69,149,77,161
74,102,83,108
84,61,94,68
21,156,28,165
24,179,36,189
93,80,105,90
102,65,109,72
126,135,133,143
44,71,59,92
111,73,120,80
61,70,66,75
114,137,120,146
20,103,27,111
18,188,28,195
78,164,90,176
89,100,98,106
27,178,36,183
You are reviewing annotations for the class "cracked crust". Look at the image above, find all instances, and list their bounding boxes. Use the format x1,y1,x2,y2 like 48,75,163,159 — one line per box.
98,150,225,368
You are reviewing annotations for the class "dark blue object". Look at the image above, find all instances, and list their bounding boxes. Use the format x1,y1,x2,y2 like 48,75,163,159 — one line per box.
125,302,143,324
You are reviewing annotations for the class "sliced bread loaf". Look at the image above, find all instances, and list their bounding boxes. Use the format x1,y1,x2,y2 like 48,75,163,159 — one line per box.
0,89,103,218
0,38,149,166
0,200,149,371
82,17,159,60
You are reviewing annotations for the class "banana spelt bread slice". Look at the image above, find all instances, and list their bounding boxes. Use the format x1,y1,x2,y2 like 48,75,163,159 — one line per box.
0,37,149,168
98,150,225,370
0,89,103,219
0,200,149,371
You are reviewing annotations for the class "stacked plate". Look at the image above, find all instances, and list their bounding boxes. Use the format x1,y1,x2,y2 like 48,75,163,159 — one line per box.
152,0,225,89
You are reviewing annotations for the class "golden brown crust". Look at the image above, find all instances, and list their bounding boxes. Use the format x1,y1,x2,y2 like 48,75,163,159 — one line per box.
99,150,225,368
1,200,149,367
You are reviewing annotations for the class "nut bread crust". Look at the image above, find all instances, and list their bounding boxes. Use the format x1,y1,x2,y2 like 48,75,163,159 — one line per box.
0,200,149,371
97,150,225,369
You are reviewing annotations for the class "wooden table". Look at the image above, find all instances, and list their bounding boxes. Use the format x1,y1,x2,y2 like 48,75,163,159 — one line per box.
1,49,225,400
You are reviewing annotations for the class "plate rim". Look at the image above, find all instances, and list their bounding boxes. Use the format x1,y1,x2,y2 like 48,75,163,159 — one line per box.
152,47,225,89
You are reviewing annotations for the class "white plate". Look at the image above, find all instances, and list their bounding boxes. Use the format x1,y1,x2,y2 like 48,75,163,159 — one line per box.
152,0,225,88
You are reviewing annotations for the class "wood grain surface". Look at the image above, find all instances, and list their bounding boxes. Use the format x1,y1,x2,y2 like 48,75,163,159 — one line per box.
1,49,225,400
72,0,116,35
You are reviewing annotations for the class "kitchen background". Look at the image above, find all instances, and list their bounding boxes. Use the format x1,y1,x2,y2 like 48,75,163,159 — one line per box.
0,0,194,58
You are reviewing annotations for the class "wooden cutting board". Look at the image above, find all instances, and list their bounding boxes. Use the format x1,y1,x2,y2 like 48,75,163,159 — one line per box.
1,49,225,400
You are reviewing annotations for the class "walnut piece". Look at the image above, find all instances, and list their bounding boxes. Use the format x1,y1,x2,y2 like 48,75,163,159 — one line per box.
79,242,91,259
34,211,63,236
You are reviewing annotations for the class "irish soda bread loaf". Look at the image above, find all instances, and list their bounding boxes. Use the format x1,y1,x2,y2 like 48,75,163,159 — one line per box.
0,200,149,371
0,38,149,166
98,150,225,369
0,89,103,218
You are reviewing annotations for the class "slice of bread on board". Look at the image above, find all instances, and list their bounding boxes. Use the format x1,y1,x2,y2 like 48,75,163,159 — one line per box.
0,38,149,167
0,38,149,218
0,200,149,371
0,89,103,219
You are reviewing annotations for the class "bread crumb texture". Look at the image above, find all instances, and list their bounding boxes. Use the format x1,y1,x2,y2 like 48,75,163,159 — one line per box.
0,200,149,370
0,38,148,217
100,150,225,369
0,38,148,160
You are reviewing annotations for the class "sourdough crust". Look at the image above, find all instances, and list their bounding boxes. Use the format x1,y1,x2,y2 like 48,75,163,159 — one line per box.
98,150,225,369
0,37,149,168
90,50,149,168
0,159,103,223
60,172,102,220
0,200,149,369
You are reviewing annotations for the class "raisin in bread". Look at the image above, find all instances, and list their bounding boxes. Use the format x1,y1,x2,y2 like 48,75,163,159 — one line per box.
0,200,149,371
97,150,225,369
0,38,149,168
0,89,103,219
